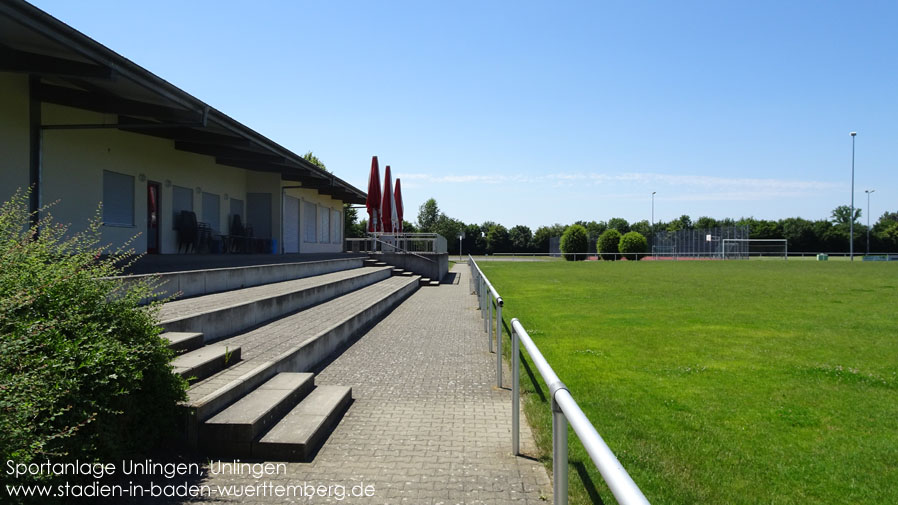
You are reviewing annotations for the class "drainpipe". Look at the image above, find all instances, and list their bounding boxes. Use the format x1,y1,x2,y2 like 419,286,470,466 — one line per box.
28,76,42,229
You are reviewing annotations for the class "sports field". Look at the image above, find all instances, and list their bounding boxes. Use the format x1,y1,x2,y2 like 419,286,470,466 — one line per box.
479,260,898,505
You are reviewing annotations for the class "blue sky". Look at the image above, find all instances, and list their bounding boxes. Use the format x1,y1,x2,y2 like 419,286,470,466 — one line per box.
31,0,897,229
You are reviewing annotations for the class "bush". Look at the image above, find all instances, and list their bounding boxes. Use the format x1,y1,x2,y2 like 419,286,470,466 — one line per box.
619,231,648,260
597,229,622,260
0,191,186,489
560,224,588,261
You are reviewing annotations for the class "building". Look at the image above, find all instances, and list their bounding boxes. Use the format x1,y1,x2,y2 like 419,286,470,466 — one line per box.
0,0,366,255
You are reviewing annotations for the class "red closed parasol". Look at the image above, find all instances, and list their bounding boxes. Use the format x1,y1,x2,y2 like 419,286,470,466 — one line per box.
380,165,394,233
393,178,403,233
365,156,381,232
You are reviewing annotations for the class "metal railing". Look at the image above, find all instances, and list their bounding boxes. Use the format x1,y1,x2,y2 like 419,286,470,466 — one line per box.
469,255,504,387
345,232,447,254
468,254,651,505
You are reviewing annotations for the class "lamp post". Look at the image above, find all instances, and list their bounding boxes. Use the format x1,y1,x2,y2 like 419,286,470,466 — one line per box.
865,189,875,256
850,131,857,261
458,232,464,261
651,191,656,252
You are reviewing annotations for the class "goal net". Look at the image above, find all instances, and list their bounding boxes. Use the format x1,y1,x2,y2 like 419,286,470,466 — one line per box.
721,239,788,260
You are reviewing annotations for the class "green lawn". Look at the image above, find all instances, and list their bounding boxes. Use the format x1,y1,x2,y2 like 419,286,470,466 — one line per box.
479,260,898,505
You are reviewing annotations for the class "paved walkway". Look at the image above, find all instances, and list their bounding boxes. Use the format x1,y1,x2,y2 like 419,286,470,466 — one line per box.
180,263,552,504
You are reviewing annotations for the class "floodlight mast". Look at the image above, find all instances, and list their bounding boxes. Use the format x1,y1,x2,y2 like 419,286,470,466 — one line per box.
865,189,875,255
850,132,857,261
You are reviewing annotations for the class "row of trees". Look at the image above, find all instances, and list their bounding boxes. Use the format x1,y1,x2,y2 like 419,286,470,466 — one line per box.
370,199,898,254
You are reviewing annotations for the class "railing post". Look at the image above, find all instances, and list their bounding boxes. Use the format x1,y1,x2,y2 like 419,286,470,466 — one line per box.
496,302,502,387
553,398,569,505
512,324,520,455
488,296,493,351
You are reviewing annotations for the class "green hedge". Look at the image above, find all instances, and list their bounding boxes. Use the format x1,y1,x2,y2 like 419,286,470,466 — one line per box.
619,231,648,260
0,191,187,489
560,224,588,261
598,229,622,260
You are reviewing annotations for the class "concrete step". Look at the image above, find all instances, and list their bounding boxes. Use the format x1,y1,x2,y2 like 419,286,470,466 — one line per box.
184,275,420,434
158,266,393,343
419,278,440,287
161,332,204,353
116,257,366,302
172,345,241,384
254,385,352,461
199,373,314,456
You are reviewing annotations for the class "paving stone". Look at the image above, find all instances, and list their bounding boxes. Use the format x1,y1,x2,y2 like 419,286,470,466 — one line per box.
140,264,552,504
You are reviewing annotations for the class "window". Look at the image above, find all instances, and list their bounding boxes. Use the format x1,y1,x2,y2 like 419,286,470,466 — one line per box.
172,185,193,229
102,170,134,226
318,205,330,243
331,209,341,243
302,200,317,242
202,192,221,233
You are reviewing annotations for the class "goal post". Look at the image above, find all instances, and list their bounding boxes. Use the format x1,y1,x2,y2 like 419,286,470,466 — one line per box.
720,238,788,260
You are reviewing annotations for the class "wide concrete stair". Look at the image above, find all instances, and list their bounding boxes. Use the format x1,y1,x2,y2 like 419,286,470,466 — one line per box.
158,265,394,342
150,258,420,461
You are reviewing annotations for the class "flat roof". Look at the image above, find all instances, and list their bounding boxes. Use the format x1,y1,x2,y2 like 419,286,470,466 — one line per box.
0,0,366,205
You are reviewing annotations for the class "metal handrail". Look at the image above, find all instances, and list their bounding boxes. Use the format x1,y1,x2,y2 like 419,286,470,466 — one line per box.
368,235,435,263
468,255,503,386
468,254,651,505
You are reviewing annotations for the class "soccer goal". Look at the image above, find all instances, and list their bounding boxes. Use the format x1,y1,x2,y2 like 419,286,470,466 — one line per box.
721,238,788,260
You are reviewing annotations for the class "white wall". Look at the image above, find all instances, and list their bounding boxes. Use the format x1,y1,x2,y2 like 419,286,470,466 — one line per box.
0,73,31,204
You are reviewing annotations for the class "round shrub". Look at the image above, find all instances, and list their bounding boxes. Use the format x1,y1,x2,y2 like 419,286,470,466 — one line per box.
597,229,622,260
560,224,588,261
0,191,187,488
619,231,648,260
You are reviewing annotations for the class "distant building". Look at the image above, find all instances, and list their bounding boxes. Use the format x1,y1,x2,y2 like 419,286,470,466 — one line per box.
0,0,365,254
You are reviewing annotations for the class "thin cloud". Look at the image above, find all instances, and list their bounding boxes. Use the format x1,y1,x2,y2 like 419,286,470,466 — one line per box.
395,171,840,199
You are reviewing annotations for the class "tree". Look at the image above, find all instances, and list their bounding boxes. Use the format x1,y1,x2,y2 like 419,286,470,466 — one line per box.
302,151,327,171
584,221,607,249
831,205,861,226
343,204,363,238
607,217,630,234
433,214,465,253
670,214,693,231
560,224,588,261
486,224,511,254
509,225,532,252
630,219,651,238
694,216,718,229
781,217,815,251
417,198,440,232
619,231,648,260
532,223,566,252
598,229,622,260
464,224,485,255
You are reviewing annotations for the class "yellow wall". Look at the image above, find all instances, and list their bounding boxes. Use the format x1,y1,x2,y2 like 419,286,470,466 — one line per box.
284,183,344,254
41,104,284,254
0,78,345,255
0,73,30,203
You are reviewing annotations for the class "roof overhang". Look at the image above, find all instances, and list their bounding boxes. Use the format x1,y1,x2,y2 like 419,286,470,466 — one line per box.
0,0,367,205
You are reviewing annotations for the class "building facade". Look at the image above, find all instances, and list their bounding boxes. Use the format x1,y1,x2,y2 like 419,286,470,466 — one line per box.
0,1,365,255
